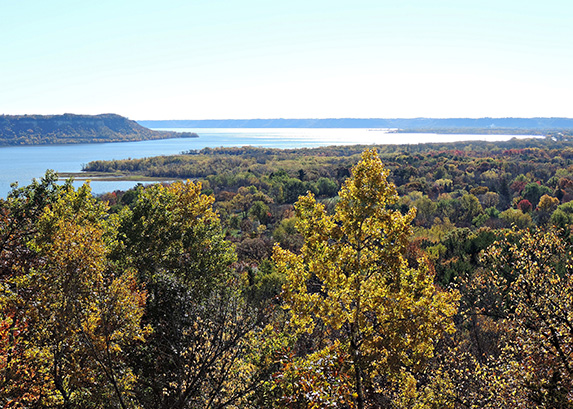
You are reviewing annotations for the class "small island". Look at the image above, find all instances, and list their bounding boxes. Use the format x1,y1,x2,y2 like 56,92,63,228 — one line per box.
0,113,198,146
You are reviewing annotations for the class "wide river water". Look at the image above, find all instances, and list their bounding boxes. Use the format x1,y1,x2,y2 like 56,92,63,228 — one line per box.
0,128,538,198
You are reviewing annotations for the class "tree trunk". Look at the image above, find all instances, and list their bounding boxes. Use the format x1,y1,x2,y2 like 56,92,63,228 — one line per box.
350,319,364,409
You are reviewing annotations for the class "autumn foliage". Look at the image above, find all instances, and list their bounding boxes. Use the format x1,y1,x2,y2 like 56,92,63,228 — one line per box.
3,142,573,407
273,149,459,407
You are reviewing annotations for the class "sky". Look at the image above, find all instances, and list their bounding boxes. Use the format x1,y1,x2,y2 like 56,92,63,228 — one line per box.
1,0,572,120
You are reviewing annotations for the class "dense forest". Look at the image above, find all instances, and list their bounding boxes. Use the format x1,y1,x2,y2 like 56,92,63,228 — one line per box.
3,138,573,407
0,114,197,145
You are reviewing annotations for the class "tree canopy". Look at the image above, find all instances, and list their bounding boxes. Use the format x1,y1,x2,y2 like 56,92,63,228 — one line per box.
273,149,459,407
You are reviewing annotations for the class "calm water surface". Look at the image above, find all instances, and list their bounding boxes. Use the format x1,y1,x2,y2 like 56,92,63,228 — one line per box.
0,128,538,198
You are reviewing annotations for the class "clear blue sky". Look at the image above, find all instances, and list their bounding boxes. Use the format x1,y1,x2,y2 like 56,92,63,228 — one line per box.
1,0,572,120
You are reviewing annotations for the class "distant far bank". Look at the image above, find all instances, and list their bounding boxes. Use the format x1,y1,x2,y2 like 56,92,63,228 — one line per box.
138,117,573,132
0,114,198,146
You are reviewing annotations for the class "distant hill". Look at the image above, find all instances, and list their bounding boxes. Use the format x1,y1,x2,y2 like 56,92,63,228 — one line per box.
0,114,197,146
138,117,573,130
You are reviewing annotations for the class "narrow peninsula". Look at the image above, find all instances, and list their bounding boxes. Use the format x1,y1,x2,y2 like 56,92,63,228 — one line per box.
0,113,197,146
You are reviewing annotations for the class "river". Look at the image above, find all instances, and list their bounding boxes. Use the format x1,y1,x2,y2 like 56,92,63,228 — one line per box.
0,128,538,198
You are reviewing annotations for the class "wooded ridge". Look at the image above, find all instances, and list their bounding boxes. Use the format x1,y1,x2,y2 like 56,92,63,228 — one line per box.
0,113,197,145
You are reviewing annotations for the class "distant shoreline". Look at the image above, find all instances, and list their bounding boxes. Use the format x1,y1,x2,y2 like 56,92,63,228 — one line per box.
138,117,573,132
392,128,548,135
57,171,180,183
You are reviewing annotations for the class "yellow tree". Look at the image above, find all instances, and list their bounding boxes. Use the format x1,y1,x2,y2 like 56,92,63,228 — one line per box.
11,184,147,408
273,149,458,408
0,172,68,407
482,229,573,407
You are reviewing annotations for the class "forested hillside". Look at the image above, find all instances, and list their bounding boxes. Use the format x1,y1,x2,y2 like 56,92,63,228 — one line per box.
0,114,197,145
3,141,573,407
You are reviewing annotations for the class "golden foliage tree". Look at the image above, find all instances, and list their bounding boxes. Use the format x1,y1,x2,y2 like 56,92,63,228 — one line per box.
482,229,573,407
1,183,147,408
273,149,459,408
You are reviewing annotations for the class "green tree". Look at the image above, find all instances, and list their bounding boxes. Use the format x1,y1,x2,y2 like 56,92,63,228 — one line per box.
316,177,339,198
414,196,437,226
460,193,483,224
500,208,533,229
115,181,262,408
273,149,458,408
230,186,272,219
249,200,271,224
272,217,304,253
523,182,551,208
550,201,573,229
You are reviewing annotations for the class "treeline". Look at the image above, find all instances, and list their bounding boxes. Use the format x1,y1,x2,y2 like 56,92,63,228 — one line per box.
394,128,573,138
86,140,573,293
0,114,197,145
89,138,573,290
394,127,547,135
84,138,573,219
3,141,573,407
138,116,573,129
